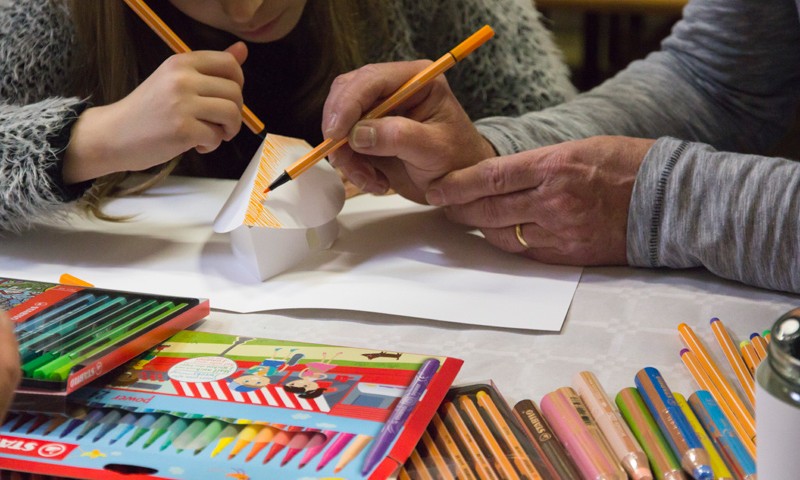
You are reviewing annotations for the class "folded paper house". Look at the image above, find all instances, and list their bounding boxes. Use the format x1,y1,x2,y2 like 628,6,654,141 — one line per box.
214,135,345,280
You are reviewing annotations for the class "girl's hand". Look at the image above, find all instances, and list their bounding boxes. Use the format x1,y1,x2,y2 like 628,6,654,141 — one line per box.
63,42,248,183
0,311,20,421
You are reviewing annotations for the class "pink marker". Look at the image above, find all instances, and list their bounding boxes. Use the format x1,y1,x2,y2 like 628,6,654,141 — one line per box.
298,430,337,468
316,432,355,471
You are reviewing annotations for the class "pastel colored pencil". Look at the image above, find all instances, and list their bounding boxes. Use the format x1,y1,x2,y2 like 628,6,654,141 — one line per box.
429,412,477,480
689,391,756,480
634,367,713,480
475,390,543,480
419,429,455,480
298,430,336,469
573,371,653,480
615,387,686,480
333,433,372,473
228,423,264,460
673,393,733,480
316,432,356,471
677,323,755,444
540,388,624,480
441,400,498,480
513,399,580,480
709,317,755,407
679,348,755,457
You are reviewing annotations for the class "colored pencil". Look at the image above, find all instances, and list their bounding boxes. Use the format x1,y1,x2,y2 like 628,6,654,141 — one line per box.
673,393,733,480
615,388,686,480
458,394,521,479
634,367,713,480
689,391,756,480
419,429,455,480
739,341,759,377
429,412,477,480
513,399,580,480
573,371,652,480
540,387,624,480
442,400,498,479
122,0,265,137
749,333,768,363
264,25,495,193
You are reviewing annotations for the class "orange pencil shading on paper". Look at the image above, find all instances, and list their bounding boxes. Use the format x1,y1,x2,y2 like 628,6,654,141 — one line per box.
214,135,345,280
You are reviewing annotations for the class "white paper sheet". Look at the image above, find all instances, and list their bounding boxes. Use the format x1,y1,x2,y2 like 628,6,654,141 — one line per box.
0,176,581,331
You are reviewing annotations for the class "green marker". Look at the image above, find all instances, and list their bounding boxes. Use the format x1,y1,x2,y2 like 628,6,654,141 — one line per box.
172,418,211,453
19,296,126,360
21,299,157,377
186,419,228,455
160,414,202,451
35,301,187,381
125,413,159,446
142,413,176,449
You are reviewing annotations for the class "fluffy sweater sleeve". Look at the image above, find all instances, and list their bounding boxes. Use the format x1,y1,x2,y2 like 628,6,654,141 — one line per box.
0,0,89,233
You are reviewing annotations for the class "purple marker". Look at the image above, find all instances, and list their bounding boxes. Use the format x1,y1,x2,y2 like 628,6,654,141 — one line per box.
361,358,440,475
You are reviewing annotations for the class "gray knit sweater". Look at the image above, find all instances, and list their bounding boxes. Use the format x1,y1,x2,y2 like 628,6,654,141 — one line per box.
0,0,575,233
477,0,800,293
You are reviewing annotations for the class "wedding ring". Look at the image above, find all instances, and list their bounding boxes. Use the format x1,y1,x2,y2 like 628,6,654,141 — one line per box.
515,223,530,249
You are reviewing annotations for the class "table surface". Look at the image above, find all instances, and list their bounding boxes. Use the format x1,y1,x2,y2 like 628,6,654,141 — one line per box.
194,265,799,408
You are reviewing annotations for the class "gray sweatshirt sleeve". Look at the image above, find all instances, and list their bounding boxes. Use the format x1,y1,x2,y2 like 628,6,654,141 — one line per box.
0,0,89,233
474,0,800,293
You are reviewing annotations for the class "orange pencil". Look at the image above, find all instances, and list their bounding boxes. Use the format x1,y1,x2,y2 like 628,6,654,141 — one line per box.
398,466,413,480
406,448,435,480
122,0,265,137
264,24,495,193
457,394,521,479
677,324,755,443
749,333,768,363
740,341,759,377
709,318,755,407
420,430,456,480
679,349,756,458
442,401,499,480
475,391,543,480
430,412,477,480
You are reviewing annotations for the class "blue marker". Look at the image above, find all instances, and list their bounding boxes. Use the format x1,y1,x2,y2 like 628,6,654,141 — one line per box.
635,367,713,480
108,412,139,445
689,391,756,480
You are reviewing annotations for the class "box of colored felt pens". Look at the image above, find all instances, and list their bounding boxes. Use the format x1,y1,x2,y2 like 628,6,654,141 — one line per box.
2,277,209,412
0,330,461,479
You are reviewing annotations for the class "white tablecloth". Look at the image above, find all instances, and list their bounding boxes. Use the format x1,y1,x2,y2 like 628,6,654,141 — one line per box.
192,265,799,406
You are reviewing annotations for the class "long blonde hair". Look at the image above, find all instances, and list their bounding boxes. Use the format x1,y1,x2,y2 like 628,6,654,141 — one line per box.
67,0,387,219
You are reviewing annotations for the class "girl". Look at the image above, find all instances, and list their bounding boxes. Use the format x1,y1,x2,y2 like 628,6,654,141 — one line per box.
0,0,575,232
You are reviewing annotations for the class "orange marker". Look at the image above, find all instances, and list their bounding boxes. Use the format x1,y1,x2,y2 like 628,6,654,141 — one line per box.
122,0,265,137
227,423,263,460
457,394,521,479
740,341,759,377
59,273,94,287
475,391,543,480
749,333,768,363
430,413,477,480
244,423,283,462
264,25,495,193
709,318,755,407
677,324,755,443
442,401,498,480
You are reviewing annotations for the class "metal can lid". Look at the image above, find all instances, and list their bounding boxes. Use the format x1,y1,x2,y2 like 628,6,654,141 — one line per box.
769,308,800,385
